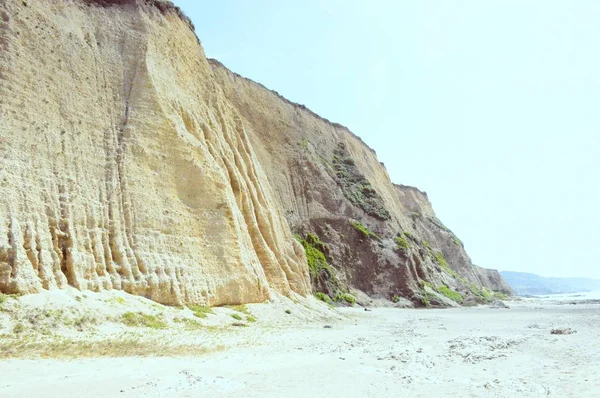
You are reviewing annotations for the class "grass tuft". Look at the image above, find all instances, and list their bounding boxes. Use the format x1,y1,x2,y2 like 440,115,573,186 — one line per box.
422,294,430,307
0,335,224,359
230,313,243,321
314,292,332,304
350,220,379,240
173,317,205,330
120,312,167,329
395,235,410,251
299,137,309,151
433,251,448,268
188,304,213,319
0,293,20,306
226,304,251,316
13,323,25,334
436,285,464,304
294,233,337,284
333,293,356,306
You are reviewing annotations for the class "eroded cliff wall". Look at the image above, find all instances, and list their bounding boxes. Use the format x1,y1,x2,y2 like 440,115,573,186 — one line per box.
0,0,310,305
210,61,509,304
0,0,508,306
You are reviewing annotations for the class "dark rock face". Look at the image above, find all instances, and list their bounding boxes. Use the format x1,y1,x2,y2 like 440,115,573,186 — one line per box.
331,143,390,220
476,267,513,295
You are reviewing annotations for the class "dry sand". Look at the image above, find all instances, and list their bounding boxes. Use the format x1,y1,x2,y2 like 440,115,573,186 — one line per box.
0,293,599,397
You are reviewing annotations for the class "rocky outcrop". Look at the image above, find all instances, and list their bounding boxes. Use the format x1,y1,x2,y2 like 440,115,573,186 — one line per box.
475,267,513,295
0,0,509,306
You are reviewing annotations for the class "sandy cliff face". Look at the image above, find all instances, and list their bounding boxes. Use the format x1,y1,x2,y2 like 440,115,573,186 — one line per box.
1,0,508,306
0,0,309,305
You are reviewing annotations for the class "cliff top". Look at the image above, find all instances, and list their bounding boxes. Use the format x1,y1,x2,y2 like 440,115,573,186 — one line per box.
83,0,196,32
207,58,377,156
84,0,379,157
394,183,429,199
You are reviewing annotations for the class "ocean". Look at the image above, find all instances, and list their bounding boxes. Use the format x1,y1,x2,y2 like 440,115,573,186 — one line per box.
533,291,600,301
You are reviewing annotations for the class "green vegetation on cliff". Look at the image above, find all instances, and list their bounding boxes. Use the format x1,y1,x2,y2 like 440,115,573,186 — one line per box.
436,285,464,303
429,249,459,278
333,292,356,306
350,220,379,240
314,292,332,304
433,251,447,268
295,233,339,291
420,281,463,305
295,233,360,306
331,143,390,220
395,235,410,252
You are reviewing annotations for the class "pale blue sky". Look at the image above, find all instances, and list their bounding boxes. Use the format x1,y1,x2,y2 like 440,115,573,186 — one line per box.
176,1,600,278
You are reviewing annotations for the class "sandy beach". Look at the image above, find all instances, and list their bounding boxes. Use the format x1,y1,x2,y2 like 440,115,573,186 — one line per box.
1,293,598,398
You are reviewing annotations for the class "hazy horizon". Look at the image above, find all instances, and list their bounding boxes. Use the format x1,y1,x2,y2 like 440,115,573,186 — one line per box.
176,0,600,279
500,270,600,280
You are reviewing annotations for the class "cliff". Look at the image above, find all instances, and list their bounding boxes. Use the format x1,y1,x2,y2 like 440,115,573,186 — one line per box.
0,0,310,306
0,0,509,306
209,61,510,304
